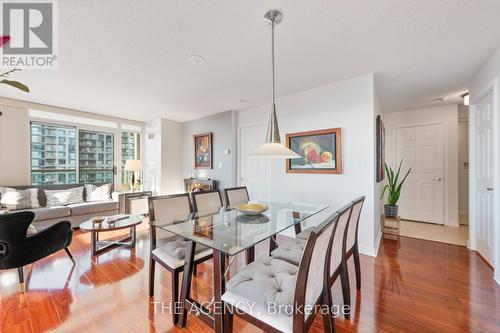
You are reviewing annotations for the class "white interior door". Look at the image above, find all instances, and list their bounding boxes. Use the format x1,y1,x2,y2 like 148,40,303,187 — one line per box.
474,91,495,265
239,124,270,200
396,124,445,224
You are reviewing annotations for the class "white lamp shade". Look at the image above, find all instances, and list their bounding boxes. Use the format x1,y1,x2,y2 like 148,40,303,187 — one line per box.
248,143,301,159
124,160,143,171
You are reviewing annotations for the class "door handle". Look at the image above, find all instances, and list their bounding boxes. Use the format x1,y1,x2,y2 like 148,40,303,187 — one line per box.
486,187,494,191
432,177,442,182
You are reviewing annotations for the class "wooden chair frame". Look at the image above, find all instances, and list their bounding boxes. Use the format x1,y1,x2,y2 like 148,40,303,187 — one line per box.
223,186,250,210
148,193,213,324
224,213,340,333
191,189,223,213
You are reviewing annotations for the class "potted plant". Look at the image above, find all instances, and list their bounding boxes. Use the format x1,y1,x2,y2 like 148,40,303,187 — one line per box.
381,160,411,218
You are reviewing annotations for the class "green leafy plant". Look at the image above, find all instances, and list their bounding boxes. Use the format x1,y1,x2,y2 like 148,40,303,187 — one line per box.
381,160,411,206
0,36,29,92
1,68,30,92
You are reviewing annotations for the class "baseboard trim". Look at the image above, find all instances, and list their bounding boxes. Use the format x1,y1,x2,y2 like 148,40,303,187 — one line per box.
358,232,382,257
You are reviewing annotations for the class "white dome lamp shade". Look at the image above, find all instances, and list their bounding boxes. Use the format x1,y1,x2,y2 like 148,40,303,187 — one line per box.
248,10,301,159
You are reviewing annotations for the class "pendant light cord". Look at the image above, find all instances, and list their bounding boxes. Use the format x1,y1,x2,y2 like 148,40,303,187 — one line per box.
271,19,275,105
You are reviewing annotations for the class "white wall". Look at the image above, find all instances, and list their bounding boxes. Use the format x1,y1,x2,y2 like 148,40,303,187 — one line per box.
383,105,459,226
469,45,500,284
143,118,184,195
0,104,30,185
373,84,384,247
237,74,380,256
181,111,237,190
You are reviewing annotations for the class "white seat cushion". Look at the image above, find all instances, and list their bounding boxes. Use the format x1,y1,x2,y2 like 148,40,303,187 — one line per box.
152,239,212,269
296,227,314,240
270,238,307,266
17,206,71,221
67,201,118,215
222,255,300,333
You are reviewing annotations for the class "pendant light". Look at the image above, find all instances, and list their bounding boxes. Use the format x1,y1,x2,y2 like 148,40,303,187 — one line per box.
249,10,301,159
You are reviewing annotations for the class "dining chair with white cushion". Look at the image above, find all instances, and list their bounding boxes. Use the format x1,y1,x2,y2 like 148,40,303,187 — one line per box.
271,202,354,318
343,197,365,304
191,189,223,214
223,186,249,210
222,212,340,333
148,193,213,324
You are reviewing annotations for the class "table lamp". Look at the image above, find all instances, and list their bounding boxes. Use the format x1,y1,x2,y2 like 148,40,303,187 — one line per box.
124,160,143,191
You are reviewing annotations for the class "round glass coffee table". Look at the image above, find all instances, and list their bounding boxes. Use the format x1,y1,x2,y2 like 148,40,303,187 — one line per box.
80,214,143,256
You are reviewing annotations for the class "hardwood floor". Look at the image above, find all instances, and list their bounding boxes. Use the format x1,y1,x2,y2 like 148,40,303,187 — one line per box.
1,220,499,333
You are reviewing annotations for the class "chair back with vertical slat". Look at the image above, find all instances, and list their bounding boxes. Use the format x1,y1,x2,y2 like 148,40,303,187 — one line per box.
293,212,339,330
330,203,353,277
192,190,223,214
224,187,249,210
346,196,365,251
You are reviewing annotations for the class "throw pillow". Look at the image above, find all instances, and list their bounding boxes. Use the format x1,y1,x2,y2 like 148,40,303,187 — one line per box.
85,183,111,201
45,187,84,206
0,187,40,210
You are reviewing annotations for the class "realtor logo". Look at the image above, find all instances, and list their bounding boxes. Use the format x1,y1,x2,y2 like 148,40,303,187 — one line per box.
1,1,58,68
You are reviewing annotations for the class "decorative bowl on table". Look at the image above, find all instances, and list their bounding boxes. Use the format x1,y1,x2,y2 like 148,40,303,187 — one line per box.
235,203,269,216
90,216,105,225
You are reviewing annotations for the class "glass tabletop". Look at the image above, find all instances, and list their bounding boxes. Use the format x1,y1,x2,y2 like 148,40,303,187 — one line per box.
151,201,329,256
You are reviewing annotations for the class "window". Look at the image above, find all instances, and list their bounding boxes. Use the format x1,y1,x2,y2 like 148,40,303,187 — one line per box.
30,121,142,186
79,130,114,183
121,131,141,186
30,122,77,185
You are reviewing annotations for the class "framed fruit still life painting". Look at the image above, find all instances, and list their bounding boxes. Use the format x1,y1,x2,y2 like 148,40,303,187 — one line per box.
286,128,342,174
193,132,212,169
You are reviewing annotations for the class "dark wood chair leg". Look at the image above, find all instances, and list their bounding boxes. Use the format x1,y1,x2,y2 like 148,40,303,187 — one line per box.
64,248,75,263
17,267,25,293
340,262,351,318
323,286,335,332
353,247,361,291
171,271,179,324
149,258,155,297
178,241,196,327
224,307,234,333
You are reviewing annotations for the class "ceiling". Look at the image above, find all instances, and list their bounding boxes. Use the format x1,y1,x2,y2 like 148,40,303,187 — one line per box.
1,0,500,122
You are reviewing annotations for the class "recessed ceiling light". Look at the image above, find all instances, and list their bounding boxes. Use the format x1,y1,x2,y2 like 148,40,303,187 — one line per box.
188,55,205,65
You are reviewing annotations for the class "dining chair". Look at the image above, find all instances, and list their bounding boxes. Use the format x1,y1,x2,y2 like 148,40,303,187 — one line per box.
148,193,213,324
344,197,365,292
0,211,75,292
191,189,223,214
223,186,249,210
326,203,354,318
222,212,340,333
270,202,354,317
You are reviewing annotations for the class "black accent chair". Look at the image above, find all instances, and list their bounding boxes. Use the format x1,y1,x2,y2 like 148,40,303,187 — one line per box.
0,211,75,292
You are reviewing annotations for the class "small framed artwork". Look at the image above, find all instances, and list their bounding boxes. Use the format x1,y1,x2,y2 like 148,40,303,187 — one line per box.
286,128,342,174
376,115,385,182
193,132,212,169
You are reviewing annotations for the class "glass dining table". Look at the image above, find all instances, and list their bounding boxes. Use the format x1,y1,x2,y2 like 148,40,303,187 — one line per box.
151,201,329,333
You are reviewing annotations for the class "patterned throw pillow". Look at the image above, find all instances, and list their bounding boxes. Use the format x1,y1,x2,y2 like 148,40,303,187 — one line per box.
45,187,84,206
0,187,40,210
85,183,111,202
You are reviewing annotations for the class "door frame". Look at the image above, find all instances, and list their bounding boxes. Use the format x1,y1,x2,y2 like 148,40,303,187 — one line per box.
469,78,499,280
393,122,447,225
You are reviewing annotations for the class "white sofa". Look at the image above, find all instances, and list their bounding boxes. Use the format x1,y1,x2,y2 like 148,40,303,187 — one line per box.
0,183,120,229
